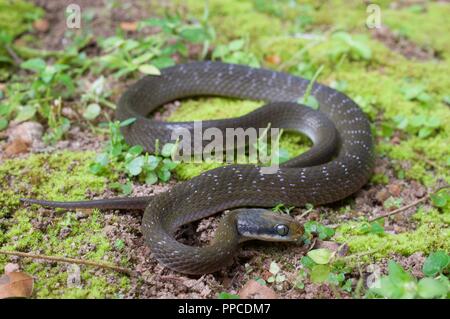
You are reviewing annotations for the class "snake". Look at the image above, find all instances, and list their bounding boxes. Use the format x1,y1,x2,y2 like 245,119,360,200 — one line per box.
21,62,374,275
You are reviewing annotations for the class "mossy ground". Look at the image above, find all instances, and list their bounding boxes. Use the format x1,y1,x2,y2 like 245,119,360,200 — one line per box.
0,152,129,298
0,0,449,297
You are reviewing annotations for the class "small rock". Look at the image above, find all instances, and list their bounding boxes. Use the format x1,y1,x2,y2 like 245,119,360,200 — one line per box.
75,210,88,220
59,227,71,239
239,280,278,299
4,138,30,156
33,19,50,33
8,121,43,145
62,107,78,120
67,264,81,288
4,263,20,274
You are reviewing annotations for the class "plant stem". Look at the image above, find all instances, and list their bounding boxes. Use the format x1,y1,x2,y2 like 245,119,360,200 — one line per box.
368,185,449,222
0,250,135,276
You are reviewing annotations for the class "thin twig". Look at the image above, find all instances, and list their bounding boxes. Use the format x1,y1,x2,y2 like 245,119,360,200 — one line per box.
0,250,135,276
368,185,450,222
5,45,23,66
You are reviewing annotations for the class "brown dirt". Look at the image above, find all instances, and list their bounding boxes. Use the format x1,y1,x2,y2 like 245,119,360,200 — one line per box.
372,26,437,61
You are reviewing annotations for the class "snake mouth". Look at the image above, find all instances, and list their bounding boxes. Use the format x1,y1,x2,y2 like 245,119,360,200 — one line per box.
234,208,304,243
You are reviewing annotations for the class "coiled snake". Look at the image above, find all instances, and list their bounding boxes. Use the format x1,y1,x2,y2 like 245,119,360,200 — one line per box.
22,62,374,274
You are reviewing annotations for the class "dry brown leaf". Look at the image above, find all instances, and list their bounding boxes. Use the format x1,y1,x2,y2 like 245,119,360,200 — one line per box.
0,272,34,299
239,280,278,299
33,19,50,33
264,54,281,65
120,21,138,32
4,138,30,157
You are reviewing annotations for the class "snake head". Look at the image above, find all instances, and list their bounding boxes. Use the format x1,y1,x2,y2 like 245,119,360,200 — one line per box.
234,208,304,243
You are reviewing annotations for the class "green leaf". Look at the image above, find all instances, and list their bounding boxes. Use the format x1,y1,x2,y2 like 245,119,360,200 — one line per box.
228,39,245,51
388,261,414,284
307,248,333,265
430,192,448,208
418,127,432,138
146,155,160,170
138,64,161,75
145,171,158,185
89,162,104,175
20,58,46,72
95,153,109,166
120,118,136,127
217,292,240,299
151,56,175,69
300,255,316,269
161,143,176,158
417,278,448,299
310,265,331,283
15,105,36,122
162,158,178,170
0,117,8,131
83,103,101,120
157,168,171,182
110,182,133,195
179,27,208,43
423,251,449,277
269,261,280,275
126,156,145,176
128,145,143,156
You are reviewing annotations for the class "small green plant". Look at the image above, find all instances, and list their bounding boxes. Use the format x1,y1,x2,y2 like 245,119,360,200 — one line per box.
212,38,260,68
303,221,335,242
383,196,403,210
298,65,323,110
89,119,179,194
217,292,240,299
80,76,115,121
401,83,432,106
300,253,352,290
139,10,215,60
43,98,71,144
272,203,295,214
393,113,441,138
359,219,385,235
267,261,286,284
368,252,449,299
328,32,372,62
430,188,450,208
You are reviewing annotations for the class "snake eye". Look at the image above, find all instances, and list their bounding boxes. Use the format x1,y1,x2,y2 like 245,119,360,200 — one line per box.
275,224,289,236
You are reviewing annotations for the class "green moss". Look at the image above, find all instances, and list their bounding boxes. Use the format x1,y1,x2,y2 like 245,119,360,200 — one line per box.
336,207,450,260
383,2,450,57
168,97,311,180
0,0,42,67
0,0,42,38
0,151,129,298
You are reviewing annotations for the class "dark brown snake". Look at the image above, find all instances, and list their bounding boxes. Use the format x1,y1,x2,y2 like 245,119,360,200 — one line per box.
22,62,374,275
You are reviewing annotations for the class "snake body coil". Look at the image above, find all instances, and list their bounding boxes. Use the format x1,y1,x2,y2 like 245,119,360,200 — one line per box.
117,62,374,274
23,62,374,274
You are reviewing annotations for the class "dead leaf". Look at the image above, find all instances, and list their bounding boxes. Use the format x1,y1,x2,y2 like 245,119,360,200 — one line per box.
120,21,138,32
264,54,281,65
33,19,50,33
239,280,278,299
4,138,30,157
0,272,34,299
